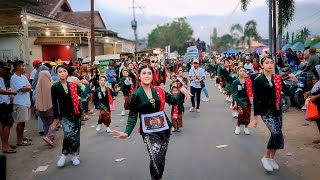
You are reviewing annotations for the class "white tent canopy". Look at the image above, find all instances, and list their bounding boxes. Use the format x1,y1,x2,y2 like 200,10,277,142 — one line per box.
83,54,121,63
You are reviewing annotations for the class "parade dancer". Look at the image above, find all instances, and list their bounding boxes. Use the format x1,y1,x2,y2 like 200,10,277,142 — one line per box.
95,76,114,133
221,60,231,100
232,66,253,135
249,56,289,172
171,86,185,132
112,65,190,180
226,62,238,113
51,65,82,167
119,70,135,116
178,70,189,88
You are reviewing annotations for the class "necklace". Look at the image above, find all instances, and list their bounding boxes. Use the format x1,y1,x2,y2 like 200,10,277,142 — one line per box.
149,98,156,108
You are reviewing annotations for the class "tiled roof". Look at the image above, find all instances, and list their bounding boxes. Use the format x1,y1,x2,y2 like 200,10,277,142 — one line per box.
55,11,106,29
26,0,72,17
34,37,80,45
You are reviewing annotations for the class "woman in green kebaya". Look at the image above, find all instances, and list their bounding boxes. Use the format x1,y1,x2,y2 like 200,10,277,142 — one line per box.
112,65,190,180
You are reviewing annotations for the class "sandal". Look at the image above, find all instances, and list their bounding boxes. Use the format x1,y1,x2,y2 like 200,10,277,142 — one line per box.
23,137,32,141
2,149,17,154
43,137,54,147
10,145,17,149
16,141,32,146
312,139,320,144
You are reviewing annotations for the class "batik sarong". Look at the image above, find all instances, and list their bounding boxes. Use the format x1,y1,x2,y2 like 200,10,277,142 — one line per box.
171,114,183,129
143,135,170,180
60,115,81,155
261,110,284,149
237,102,251,126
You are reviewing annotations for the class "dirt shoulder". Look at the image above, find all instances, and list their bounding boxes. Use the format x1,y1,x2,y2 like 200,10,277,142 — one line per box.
255,107,320,180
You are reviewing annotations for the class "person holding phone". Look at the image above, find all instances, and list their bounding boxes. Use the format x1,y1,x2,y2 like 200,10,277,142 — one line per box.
188,59,205,113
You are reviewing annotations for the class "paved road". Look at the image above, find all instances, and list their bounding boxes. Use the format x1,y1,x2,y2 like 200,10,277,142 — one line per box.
27,78,301,180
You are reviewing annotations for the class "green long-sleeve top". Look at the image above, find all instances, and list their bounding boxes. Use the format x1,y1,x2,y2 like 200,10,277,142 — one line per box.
220,67,230,81
124,86,181,137
171,92,185,114
217,64,222,77
95,86,112,111
51,81,82,119
232,78,251,107
253,74,289,116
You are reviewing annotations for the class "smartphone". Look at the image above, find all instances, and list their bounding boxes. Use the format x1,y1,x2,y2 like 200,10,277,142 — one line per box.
0,154,6,180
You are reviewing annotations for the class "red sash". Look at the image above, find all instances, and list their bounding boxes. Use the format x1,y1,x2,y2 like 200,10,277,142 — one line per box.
153,86,165,111
173,105,179,118
274,74,282,110
129,77,135,94
245,78,254,104
69,82,80,115
152,68,159,82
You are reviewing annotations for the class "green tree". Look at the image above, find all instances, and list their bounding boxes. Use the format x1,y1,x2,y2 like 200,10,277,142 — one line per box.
147,17,193,55
241,0,295,50
230,20,259,52
291,32,294,43
286,31,289,43
294,27,310,43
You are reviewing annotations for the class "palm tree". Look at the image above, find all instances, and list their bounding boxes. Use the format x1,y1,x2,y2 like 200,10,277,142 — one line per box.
244,20,259,52
240,0,295,51
230,20,259,53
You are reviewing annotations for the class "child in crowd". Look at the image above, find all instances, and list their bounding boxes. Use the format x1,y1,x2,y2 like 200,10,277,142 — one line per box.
171,86,185,132
95,76,114,133
119,69,135,116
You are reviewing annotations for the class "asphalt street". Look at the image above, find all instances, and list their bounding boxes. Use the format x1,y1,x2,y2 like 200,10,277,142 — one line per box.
32,78,301,180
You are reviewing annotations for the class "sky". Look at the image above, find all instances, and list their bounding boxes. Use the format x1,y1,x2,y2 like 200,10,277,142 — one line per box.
68,0,320,43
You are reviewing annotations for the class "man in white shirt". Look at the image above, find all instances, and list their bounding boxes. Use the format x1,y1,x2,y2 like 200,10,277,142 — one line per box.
10,61,32,146
244,56,254,72
0,61,18,153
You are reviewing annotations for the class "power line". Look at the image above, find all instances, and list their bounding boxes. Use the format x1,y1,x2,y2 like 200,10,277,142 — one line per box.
217,1,241,30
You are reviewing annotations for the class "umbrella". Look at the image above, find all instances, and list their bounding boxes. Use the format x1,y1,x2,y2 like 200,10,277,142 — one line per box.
313,42,320,49
224,49,239,54
291,42,304,51
282,43,292,51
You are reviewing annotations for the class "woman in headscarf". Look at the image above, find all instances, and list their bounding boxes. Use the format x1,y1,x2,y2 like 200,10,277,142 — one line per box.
32,64,51,135
307,65,320,149
35,71,57,146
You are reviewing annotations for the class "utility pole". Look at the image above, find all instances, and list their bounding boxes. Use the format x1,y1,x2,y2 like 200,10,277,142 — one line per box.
268,0,273,57
272,0,277,58
90,0,95,64
130,0,143,61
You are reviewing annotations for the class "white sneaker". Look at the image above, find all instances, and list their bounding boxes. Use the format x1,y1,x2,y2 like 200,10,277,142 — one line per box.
268,159,279,170
261,157,273,172
196,109,200,113
106,127,112,133
235,126,241,135
96,124,102,132
189,107,196,112
71,156,80,166
215,84,217,87
229,103,233,109
219,89,223,93
244,128,251,135
57,154,67,167
163,85,166,88
301,105,306,110
202,97,209,102
121,109,126,116
171,127,176,132
232,110,238,118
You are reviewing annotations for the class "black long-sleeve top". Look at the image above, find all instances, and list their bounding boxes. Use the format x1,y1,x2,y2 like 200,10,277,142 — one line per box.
253,74,289,116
